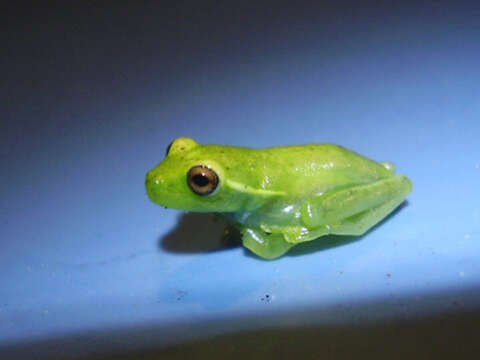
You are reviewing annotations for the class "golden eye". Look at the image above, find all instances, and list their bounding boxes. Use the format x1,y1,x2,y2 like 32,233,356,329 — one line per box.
187,165,219,196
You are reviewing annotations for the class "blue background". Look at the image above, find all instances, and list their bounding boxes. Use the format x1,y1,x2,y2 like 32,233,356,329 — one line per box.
1,1,479,358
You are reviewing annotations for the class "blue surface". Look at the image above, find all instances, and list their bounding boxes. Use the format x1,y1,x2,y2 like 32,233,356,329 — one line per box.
1,2,480,357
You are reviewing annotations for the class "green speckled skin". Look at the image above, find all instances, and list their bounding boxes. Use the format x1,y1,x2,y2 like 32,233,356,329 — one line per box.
146,138,412,259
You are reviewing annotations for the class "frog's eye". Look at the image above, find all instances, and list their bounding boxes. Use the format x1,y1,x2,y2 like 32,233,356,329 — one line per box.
187,165,219,196
165,141,173,157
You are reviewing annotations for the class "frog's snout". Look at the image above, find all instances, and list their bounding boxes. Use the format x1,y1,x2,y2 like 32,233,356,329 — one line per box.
145,170,154,188
145,169,155,185
145,169,163,202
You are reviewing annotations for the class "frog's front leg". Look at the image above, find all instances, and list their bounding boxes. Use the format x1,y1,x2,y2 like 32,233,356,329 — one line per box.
300,175,412,236
240,227,295,259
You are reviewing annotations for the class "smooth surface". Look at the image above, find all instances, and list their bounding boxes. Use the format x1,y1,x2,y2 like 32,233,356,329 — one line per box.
1,1,479,358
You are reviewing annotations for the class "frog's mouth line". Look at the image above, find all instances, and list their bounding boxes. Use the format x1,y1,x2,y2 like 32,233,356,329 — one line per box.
145,181,209,211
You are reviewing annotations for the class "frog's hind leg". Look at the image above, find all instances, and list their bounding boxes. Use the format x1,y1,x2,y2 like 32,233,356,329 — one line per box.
329,196,407,236
301,175,412,228
282,192,407,244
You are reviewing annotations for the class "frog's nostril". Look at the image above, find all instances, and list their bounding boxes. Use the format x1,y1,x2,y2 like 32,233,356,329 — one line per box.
146,170,164,187
146,171,158,191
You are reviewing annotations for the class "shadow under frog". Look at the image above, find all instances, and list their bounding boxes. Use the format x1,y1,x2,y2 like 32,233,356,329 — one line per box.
159,212,241,253
159,202,408,258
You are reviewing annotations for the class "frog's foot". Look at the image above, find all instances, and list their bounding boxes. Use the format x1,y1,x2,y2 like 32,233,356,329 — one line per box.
241,227,295,259
279,226,330,244
259,223,330,245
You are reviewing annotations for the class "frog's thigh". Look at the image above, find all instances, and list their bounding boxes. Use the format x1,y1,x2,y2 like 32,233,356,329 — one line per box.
330,196,406,236
301,175,412,228
241,227,295,259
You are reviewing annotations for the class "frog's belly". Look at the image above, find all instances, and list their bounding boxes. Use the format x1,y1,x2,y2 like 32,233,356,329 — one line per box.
228,203,303,229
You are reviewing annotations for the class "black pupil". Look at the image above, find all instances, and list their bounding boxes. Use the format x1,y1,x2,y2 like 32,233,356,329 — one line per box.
193,174,209,187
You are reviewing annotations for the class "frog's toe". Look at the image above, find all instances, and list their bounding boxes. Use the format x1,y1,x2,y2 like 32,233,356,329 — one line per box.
241,228,294,259
282,225,330,244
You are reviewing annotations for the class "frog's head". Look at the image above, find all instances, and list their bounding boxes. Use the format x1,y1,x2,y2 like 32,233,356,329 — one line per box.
146,137,243,212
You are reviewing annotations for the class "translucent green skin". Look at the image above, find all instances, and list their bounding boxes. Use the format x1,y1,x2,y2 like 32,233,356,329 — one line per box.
146,138,413,259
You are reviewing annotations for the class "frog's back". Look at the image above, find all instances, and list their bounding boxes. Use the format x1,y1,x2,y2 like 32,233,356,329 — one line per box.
258,143,393,195
194,142,393,198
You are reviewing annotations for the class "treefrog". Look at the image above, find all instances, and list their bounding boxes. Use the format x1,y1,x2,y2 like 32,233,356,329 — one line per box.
146,138,412,259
